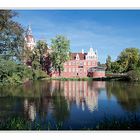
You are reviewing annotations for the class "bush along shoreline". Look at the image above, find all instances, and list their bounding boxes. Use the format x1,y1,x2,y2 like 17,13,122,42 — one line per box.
0,58,49,86
1,57,140,86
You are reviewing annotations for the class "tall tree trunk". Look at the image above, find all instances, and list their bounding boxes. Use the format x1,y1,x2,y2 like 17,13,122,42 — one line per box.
58,66,61,76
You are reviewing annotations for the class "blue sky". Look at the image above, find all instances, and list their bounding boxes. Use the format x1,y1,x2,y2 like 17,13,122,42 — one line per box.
14,10,140,63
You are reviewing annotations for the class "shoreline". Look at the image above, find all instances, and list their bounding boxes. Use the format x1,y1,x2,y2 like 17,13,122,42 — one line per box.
42,76,128,81
0,75,136,86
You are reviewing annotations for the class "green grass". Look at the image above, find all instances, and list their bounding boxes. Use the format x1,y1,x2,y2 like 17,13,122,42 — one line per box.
1,115,140,130
42,76,128,82
0,116,64,130
43,77,93,81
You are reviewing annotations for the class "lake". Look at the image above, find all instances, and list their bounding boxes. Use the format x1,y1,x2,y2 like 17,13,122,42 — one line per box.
0,80,140,130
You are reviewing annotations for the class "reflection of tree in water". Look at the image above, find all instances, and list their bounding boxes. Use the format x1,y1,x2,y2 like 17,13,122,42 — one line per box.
0,80,105,125
106,82,140,112
51,82,70,123
0,80,70,124
0,97,24,120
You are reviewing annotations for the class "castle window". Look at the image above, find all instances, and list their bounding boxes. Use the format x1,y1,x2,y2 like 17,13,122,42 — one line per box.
88,61,91,65
72,61,75,65
69,68,71,72
73,68,75,72
64,68,67,72
80,62,83,66
84,62,86,65
76,68,78,72
76,62,79,65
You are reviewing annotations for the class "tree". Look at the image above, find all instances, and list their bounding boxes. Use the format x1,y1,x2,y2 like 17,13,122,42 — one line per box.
0,57,33,84
23,40,49,79
137,54,140,68
0,10,25,61
24,40,49,70
0,10,17,31
106,55,112,71
127,68,140,81
117,48,140,72
51,35,70,76
36,40,48,70
111,61,124,73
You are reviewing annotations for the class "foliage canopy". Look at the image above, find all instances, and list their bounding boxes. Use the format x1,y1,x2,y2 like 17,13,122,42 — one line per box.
51,35,70,76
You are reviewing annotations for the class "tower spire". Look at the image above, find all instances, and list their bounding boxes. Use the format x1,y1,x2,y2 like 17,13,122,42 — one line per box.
26,24,32,36
24,25,35,51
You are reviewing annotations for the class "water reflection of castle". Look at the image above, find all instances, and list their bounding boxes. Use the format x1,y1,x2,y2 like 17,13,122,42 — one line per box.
24,99,36,121
23,81,106,121
50,81,105,112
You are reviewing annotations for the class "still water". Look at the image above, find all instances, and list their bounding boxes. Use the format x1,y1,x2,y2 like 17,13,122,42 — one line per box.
0,80,140,130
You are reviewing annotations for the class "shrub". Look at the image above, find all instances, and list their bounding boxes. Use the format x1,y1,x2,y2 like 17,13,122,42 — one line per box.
127,68,140,81
0,58,34,85
34,69,48,80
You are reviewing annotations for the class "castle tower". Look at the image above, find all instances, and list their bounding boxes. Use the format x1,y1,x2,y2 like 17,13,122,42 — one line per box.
24,25,36,51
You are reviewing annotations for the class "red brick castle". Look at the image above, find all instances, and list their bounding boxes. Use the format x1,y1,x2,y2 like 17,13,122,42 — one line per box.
24,25,105,78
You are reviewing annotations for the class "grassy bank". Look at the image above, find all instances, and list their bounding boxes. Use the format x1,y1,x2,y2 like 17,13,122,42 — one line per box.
1,115,140,130
42,76,127,81
42,77,92,81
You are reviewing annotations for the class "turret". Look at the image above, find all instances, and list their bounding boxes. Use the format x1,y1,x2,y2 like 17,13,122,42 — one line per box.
24,25,36,51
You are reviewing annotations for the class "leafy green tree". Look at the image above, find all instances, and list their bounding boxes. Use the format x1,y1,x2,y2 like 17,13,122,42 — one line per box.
23,40,49,80
106,55,112,71
36,40,48,70
110,61,119,73
0,57,33,84
51,35,70,76
108,48,140,73
0,10,24,61
137,54,140,68
111,61,124,73
127,68,140,81
117,48,140,72
24,40,48,70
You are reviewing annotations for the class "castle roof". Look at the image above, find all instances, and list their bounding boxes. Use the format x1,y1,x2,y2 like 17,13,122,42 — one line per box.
70,53,87,60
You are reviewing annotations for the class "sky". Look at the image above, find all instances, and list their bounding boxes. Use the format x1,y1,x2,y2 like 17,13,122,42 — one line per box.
14,10,140,63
